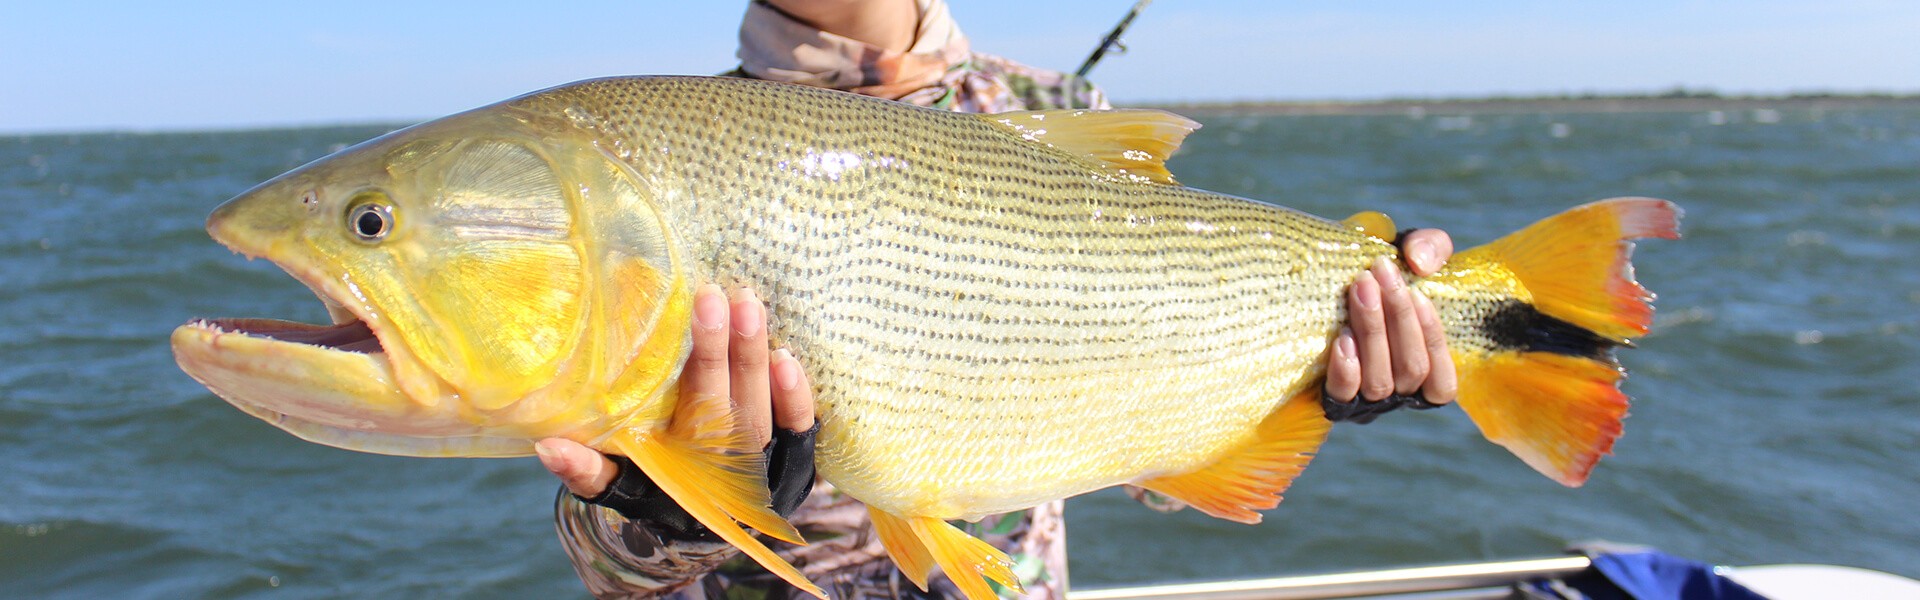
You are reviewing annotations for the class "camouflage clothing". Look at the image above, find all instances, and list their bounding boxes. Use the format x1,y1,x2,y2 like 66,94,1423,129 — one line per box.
556,484,1067,600
730,0,1108,112
553,1,1114,597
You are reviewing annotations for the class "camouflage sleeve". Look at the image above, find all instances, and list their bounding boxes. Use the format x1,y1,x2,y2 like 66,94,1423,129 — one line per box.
552,486,735,600
555,479,1071,600
965,52,1110,111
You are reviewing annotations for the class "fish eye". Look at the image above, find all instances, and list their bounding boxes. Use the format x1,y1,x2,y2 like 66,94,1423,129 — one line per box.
347,200,394,242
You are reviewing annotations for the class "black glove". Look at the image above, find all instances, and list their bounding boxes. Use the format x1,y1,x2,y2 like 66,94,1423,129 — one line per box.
1320,391,1443,425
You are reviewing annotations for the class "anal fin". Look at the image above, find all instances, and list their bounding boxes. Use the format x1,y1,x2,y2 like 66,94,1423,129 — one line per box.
605,391,824,598
868,506,937,591
1135,388,1331,524
900,515,1021,600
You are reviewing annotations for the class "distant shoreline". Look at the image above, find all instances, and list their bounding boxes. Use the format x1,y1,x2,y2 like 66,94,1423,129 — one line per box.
11,93,1920,137
1140,94,1920,116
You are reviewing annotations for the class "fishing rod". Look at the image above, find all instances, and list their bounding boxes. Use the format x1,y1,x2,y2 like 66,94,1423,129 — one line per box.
1074,0,1154,77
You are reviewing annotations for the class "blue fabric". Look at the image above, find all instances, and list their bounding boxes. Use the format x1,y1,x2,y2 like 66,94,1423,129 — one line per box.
1574,551,1770,600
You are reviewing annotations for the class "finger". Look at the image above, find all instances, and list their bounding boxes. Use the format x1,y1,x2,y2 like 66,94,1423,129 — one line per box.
1414,292,1458,405
1400,229,1455,277
1323,327,1361,402
1348,269,1393,401
1374,258,1430,395
731,287,774,449
535,438,619,498
681,284,733,411
770,348,817,431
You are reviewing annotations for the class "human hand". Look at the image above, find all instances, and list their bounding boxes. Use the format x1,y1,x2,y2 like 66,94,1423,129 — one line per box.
535,284,817,498
1324,229,1458,418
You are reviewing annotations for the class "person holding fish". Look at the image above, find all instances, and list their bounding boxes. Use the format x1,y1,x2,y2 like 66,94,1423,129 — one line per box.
534,1,1459,597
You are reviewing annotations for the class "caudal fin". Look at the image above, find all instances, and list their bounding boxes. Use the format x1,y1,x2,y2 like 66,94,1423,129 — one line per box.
1429,197,1680,487
605,391,825,598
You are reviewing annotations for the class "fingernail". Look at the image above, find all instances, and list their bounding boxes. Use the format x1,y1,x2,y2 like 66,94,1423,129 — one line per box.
694,285,726,331
1352,273,1379,309
1407,239,1434,273
1336,328,1356,359
772,349,800,391
732,288,762,337
534,441,567,473
1373,257,1401,290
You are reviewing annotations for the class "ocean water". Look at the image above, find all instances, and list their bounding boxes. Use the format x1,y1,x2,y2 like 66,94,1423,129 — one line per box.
3,105,1916,597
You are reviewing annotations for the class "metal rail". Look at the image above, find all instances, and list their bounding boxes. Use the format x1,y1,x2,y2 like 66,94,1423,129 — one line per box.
1068,556,1593,600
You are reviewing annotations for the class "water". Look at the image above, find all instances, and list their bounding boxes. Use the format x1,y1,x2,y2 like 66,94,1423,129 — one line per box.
3,106,1917,597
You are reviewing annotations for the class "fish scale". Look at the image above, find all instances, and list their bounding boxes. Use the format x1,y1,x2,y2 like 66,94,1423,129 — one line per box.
514,76,1379,517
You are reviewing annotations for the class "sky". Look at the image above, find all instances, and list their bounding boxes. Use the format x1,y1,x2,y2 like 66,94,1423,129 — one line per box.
4,0,1917,134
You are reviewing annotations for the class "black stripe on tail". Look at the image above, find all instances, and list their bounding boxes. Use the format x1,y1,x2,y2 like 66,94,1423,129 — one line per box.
1481,300,1623,364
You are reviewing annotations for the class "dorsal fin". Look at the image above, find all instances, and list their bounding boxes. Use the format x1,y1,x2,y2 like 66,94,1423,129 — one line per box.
1340,211,1400,243
979,109,1199,185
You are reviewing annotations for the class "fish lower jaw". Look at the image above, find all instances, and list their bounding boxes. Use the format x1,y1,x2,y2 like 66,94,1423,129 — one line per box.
170,322,535,457
170,320,399,405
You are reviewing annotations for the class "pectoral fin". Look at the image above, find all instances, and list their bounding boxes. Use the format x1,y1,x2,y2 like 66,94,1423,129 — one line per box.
606,391,823,598
1135,388,1330,524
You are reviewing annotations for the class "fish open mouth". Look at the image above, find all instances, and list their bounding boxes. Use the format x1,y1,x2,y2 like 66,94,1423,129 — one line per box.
170,263,541,459
169,261,457,455
180,317,384,354
179,259,388,356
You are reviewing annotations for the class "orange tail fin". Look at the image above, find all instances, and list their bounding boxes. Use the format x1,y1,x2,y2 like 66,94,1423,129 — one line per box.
1134,388,1331,524
605,391,824,598
1429,197,1680,487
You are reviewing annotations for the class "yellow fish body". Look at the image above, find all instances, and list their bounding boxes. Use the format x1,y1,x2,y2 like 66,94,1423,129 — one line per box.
172,76,1677,599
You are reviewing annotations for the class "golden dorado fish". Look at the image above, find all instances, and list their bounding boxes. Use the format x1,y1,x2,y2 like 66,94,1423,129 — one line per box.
172,76,1677,599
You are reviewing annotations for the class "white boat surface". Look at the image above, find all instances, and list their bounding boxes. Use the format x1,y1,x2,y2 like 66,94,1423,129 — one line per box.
1067,554,1920,600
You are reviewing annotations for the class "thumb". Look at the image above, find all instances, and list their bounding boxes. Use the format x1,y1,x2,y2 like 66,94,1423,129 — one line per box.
1401,229,1455,277
535,438,619,498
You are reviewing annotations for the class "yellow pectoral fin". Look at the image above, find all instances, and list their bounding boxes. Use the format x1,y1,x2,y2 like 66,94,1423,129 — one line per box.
867,506,936,591
660,390,804,544
1136,388,1331,524
903,515,1022,600
605,392,822,598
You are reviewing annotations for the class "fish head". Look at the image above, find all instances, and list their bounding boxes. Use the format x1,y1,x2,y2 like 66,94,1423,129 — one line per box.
173,101,692,457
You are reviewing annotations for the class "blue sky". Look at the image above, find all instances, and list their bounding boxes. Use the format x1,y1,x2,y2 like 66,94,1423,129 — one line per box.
4,1,1916,133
